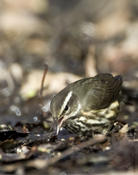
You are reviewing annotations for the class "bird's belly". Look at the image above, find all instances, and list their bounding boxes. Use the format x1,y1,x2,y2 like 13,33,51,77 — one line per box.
65,101,120,136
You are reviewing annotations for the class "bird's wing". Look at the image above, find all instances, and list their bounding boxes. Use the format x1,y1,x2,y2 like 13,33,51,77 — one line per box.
83,74,122,110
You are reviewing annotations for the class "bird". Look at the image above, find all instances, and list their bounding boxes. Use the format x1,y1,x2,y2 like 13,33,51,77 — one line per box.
50,73,122,136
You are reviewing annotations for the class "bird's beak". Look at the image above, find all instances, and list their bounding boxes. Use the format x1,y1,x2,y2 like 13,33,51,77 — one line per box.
56,115,67,135
56,116,64,135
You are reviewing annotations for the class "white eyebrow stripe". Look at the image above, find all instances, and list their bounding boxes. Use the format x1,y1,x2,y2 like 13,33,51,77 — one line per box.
59,91,73,117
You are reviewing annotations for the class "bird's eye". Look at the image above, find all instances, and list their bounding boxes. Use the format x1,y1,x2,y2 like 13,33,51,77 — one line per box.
64,105,69,111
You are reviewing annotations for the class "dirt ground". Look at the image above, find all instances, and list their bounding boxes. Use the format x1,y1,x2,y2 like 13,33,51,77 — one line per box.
0,0,138,174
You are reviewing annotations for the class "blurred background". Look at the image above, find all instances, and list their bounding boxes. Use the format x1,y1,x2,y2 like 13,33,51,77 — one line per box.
0,0,138,174
0,0,138,124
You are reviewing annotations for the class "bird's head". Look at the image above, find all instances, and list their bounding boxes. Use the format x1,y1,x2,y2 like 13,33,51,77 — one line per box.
50,90,81,135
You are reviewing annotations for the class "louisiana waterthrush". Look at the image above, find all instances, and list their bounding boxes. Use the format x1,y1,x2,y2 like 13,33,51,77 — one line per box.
50,73,122,136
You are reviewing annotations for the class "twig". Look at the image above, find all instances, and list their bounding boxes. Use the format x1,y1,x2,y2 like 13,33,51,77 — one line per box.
39,64,48,98
48,135,106,165
28,135,106,169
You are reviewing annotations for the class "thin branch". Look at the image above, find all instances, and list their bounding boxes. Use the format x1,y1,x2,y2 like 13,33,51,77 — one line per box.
39,64,48,98
28,135,106,169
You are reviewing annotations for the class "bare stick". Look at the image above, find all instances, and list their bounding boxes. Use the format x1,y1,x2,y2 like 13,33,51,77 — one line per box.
47,135,106,166
28,135,106,169
39,64,48,98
